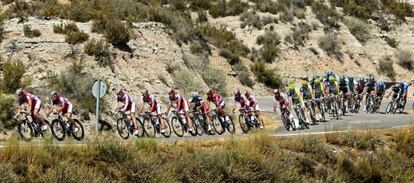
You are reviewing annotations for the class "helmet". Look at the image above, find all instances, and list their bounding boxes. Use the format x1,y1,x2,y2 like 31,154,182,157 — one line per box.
168,88,176,94
233,88,241,95
340,75,346,81
368,74,374,82
302,81,309,87
191,92,199,98
116,89,124,95
273,89,280,95
288,82,295,90
16,88,23,96
314,78,321,84
142,90,149,96
329,76,335,82
50,91,58,96
206,89,213,95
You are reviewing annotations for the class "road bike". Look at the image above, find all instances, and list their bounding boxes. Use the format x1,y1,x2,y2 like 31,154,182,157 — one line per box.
292,104,309,130
304,99,318,125
190,110,214,136
16,110,51,141
50,112,84,141
238,108,263,133
325,95,340,120
141,112,171,138
170,111,198,137
279,108,296,131
114,111,144,139
210,109,235,135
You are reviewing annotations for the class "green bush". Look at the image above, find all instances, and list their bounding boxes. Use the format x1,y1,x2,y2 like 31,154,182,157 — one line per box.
209,0,246,18
238,72,255,87
0,95,16,130
279,6,294,23
61,22,79,35
84,39,113,68
1,59,26,94
0,25,4,43
52,23,64,34
200,65,227,96
251,61,283,88
23,25,41,38
104,19,131,48
318,33,342,58
47,59,96,112
292,22,311,48
0,162,17,182
386,1,413,19
385,36,398,48
256,31,281,63
219,48,240,65
261,16,278,25
345,17,370,44
197,25,249,57
189,0,212,10
172,67,205,95
1,0,14,5
240,11,263,29
65,31,89,44
377,56,396,80
312,1,339,28
254,0,279,14
396,49,414,71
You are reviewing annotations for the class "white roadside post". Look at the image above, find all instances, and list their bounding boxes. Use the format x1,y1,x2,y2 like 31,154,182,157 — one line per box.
92,80,107,131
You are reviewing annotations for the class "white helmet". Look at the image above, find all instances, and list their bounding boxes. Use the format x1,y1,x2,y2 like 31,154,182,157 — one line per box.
50,91,58,96
16,88,23,95
191,92,199,98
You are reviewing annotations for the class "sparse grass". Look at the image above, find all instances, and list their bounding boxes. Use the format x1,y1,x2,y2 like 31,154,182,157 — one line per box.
240,11,263,29
385,36,398,48
251,61,283,88
84,39,113,68
318,32,342,59
312,1,339,28
209,0,246,18
256,31,281,63
292,21,311,49
345,17,370,44
396,49,414,71
65,31,89,44
377,56,396,80
23,25,41,38
1,128,413,182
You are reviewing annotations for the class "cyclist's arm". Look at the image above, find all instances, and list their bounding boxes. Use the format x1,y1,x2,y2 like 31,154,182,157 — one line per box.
166,100,172,114
27,97,33,114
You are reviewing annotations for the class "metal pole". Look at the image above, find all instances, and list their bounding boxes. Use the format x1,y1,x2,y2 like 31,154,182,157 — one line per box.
95,80,101,132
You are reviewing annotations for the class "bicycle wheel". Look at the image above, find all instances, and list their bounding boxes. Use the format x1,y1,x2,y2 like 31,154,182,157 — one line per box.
71,119,84,141
161,118,172,138
319,102,327,122
308,105,317,125
142,118,156,137
116,118,130,139
238,115,250,134
226,116,236,134
332,101,339,120
398,99,406,113
193,118,204,136
280,113,290,131
18,120,33,141
212,116,225,135
299,110,309,129
171,117,184,137
51,119,65,141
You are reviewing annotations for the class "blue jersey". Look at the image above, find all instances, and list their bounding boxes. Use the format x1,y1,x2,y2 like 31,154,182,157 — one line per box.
375,82,386,92
400,82,409,93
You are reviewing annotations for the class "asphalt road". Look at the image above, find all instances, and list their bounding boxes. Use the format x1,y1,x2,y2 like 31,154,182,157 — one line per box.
2,97,413,146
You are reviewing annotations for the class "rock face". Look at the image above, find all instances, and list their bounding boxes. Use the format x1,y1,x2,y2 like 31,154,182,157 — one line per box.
209,7,414,82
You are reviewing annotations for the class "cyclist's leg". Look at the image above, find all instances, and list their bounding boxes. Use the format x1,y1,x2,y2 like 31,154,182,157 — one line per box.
155,104,165,129
129,103,139,131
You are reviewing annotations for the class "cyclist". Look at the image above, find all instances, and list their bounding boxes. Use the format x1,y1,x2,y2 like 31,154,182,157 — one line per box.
347,76,355,111
323,71,336,85
273,89,294,130
338,75,350,112
364,75,376,112
397,81,411,109
15,89,48,131
325,76,339,97
244,90,264,128
206,89,227,121
139,90,165,133
312,77,325,120
188,92,211,132
112,89,139,135
47,91,76,130
354,78,365,110
166,89,193,132
232,89,247,113
300,80,319,121
374,81,386,106
288,82,310,124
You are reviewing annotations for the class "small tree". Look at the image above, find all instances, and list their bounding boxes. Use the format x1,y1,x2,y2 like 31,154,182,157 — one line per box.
1,60,25,93
104,19,131,48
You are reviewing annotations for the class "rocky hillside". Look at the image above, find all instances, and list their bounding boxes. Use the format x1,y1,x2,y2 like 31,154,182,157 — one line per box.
0,0,413,117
